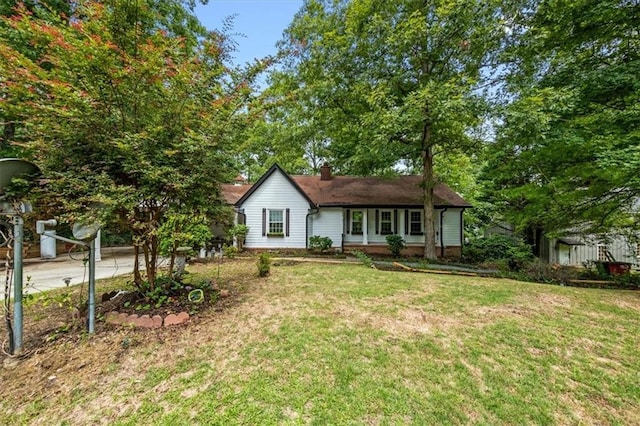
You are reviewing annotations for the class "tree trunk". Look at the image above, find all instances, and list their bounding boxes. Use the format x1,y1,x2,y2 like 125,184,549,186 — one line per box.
422,126,437,260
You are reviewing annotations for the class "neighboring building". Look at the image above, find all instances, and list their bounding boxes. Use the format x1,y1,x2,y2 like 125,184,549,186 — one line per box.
221,163,471,257
485,223,639,266
538,234,638,266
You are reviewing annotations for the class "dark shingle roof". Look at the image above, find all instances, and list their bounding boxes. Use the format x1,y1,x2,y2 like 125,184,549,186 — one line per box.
222,174,471,208
221,184,250,205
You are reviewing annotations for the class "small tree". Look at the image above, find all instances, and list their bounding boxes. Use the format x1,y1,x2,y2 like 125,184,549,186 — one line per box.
0,2,268,290
257,253,271,277
158,214,212,277
228,224,250,252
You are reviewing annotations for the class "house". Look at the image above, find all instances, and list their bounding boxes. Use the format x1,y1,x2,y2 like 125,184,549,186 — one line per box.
221,164,471,256
538,234,638,266
485,223,639,267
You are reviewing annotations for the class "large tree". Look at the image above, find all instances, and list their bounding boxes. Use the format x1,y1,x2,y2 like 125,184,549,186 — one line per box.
269,0,513,258
484,0,640,241
0,1,260,287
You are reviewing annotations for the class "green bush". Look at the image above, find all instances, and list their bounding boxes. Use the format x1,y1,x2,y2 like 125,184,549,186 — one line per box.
520,260,577,284
158,214,212,256
351,250,373,268
385,234,406,257
257,253,271,277
222,244,238,259
463,235,533,271
309,235,333,253
227,224,249,251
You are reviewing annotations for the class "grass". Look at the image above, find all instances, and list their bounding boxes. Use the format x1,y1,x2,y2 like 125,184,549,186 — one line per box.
1,259,639,425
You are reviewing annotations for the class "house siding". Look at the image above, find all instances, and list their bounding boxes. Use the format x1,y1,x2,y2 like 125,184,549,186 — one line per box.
542,235,638,266
442,208,463,247
239,169,310,249
310,208,343,248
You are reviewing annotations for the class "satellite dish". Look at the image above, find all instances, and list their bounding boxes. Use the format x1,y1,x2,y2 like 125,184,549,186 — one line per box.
0,158,40,195
72,221,101,241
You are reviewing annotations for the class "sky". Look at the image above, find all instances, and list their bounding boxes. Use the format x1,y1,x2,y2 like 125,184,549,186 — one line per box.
195,0,304,66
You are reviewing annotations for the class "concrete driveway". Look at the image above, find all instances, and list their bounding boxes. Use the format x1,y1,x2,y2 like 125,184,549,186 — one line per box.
1,247,143,299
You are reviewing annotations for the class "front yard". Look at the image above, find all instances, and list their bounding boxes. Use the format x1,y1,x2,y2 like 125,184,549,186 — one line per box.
1,259,639,425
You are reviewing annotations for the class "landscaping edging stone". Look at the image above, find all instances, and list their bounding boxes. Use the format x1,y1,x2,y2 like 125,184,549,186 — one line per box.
105,311,190,328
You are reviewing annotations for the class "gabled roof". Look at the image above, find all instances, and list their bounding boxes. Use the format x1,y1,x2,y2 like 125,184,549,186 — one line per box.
221,165,472,208
234,163,316,207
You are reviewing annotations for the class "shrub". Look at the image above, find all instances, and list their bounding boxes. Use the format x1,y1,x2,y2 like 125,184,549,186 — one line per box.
351,250,373,268
222,244,238,259
227,224,249,251
520,260,577,284
257,253,271,277
308,235,333,253
463,235,533,271
385,234,406,257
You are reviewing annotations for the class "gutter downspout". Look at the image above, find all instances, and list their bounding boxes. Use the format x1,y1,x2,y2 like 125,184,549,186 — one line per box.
306,208,320,249
440,207,448,258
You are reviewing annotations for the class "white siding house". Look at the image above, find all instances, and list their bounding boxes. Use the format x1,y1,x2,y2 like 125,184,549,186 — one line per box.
540,234,638,267
485,223,639,267
223,164,472,257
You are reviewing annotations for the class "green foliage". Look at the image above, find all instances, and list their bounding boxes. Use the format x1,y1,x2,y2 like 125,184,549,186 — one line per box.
158,214,212,256
100,229,132,247
33,289,75,312
385,235,406,258
350,249,373,268
139,275,182,308
222,244,238,259
463,235,533,271
257,253,271,277
483,0,640,237
227,224,249,250
0,2,267,289
308,235,333,253
227,224,249,239
268,0,512,259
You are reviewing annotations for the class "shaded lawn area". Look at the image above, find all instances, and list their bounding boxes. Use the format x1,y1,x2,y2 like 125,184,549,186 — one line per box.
1,259,639,425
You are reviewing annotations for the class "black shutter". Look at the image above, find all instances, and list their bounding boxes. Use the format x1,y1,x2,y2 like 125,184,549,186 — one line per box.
405,210,409,235
375,209,379,234
346,209,351,234
262,208,266,236
394,209,398,234
285,208,290,237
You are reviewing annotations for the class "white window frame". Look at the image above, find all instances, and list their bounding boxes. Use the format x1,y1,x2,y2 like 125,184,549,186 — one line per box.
269,209,284,235
409,210,423,235
380,210,393,235
351,210,364,234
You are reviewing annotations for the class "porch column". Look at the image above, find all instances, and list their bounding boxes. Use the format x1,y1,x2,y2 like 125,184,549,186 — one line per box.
363,209,368,245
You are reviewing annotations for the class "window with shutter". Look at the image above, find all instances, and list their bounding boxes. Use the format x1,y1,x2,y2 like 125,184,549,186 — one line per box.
351,210,363,234
380,210,393,235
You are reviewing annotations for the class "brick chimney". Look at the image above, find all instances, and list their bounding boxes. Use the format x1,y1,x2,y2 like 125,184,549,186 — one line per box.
320,163,332,181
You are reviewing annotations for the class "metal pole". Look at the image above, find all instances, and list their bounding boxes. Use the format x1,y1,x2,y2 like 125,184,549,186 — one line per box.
12,216,23,354
87,238,96,333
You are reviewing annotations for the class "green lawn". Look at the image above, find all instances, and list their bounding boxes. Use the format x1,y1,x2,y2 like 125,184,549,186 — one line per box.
2,259,639,425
